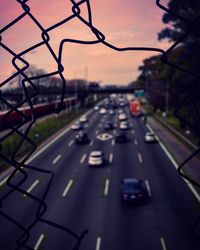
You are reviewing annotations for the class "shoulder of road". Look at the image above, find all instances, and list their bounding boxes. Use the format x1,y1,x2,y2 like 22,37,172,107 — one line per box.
147,115,200,192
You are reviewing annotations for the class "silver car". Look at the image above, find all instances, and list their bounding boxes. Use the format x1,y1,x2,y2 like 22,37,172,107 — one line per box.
88,151,105,167
144,132,157,143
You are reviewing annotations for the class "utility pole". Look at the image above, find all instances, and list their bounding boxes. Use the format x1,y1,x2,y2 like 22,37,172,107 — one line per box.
165,81,169,119
85,66,88,106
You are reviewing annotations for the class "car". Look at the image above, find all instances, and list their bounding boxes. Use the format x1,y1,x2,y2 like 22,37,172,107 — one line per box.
115,131,128,143
119,121,129,130
88,151,105,167
119,102,125,107
99,108,107,115
80,115,88,123
144,132,157,143
121,178,149,203
94,106,99,111
109,109,115,115
71,122,83,130
104,121,114,130
75,131,89,144
118,113,127,121
118,109,123,114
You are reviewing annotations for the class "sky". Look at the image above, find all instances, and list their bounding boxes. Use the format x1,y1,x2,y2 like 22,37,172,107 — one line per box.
0,0,170,86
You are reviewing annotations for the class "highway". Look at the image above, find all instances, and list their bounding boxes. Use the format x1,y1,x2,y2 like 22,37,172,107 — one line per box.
0,98,200,250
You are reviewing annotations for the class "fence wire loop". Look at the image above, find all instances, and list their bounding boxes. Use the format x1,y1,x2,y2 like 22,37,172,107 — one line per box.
0,0,200,248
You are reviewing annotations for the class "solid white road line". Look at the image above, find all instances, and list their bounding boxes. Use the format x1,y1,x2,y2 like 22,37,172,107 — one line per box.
113,130,116,135
95,130,99,135
146,123,200,203
99,124,102,128
89,139,94,146
34,234,45,250
131,129,135,134
96,237,101,250
24,180,39,197
111,139,115,146
0,176,9,187
138,153,143,163
160,237,167,250
68,140,74,147
104,179,110,196
109,153,113,163
145,180,152,196
134,139,138,146
62,179,73,197
80,154,87,164
52,154,62,164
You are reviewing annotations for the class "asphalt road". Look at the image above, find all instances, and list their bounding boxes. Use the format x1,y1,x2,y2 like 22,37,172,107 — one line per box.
0,103,200,250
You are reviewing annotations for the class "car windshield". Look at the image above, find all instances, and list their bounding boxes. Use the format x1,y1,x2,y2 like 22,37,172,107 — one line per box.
147,132,154,136
117,132,126,136
90,152,102,157
106,122,112,125
123,182,141,193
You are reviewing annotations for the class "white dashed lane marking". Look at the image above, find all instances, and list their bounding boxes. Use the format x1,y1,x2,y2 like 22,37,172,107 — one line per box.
138,153,143,163
34,234,45,250
89,139,94,146
160,237,167,250
109,153,113,163
104,179,110,196
68,140,74,147
145,180,152,196
80,154,87,164
95,237,101,250
62,179,73,197
52,154,62,164
24,180,39,197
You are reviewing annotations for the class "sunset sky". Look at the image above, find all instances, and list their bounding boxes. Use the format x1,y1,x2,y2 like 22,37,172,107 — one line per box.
0,0,170,86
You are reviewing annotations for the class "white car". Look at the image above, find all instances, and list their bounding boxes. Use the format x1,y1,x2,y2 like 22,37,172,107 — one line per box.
144,132,157,143
80,115,88,123
88,151,105,167
71,122,83,130
109,109,115,115
119,121,129,130
99,108,107,115
94,106,99,111
118,109,123,114
118,113,127,121
119,102,125,107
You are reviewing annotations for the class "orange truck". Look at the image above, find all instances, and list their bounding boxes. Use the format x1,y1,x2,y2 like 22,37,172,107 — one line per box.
129,100,142,117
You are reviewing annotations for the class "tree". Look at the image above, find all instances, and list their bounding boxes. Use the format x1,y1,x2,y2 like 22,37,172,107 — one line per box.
158,0,200,44
158,0,200,134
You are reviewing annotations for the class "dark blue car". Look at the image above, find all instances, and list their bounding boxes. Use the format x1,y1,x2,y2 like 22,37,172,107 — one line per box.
121,178,149,203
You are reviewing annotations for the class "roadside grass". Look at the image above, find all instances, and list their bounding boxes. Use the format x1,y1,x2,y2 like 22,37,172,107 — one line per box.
0,108,88,172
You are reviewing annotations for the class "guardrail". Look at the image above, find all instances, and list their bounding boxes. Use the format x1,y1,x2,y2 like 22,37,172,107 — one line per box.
155,115,198,150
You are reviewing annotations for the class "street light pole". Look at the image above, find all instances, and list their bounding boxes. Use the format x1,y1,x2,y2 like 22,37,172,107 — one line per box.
85,66,89,106
165,81,169,119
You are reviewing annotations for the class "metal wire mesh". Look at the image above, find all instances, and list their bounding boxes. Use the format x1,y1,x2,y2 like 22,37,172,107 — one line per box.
0,0,200,248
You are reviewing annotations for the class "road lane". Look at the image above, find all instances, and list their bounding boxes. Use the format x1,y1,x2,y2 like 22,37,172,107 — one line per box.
0,101,200,250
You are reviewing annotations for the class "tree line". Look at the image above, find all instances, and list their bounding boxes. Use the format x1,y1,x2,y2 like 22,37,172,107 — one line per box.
137,0,200,133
